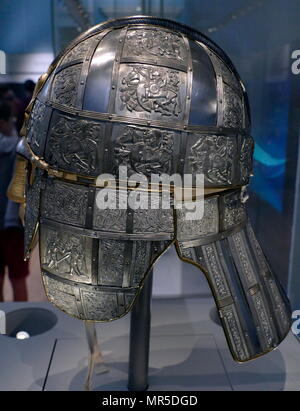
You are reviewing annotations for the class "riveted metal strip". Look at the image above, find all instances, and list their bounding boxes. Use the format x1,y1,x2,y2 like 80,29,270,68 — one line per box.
177,131,187,176
122,206,135,287
120,56,187,72
191,237,253,361
100,27,127,174
40,217,174,241
27,98,53,159
220,303,250,362
245,223,291,334
122,242,133,288
227,229,278,350
232,133,241,185
108,27,128,114
228,230,258,288
43,269,137,293
183,34,193,125
75,31,109,109
24,170,44,259
117,292,126,315
179,221,246,248
128,241,137,287
73,286,85,319
85,187,96,229
216,239,259,358
251,289,277,350
197,242,232,301
39,106,53,159
91,238,99,286
199,43,224,127
48,101,248,135
101,122,113,174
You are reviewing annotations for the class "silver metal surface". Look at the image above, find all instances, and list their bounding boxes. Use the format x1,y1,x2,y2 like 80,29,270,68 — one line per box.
22,16,291,363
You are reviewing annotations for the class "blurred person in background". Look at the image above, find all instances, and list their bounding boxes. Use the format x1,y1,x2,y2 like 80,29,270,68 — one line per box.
0,100,28,301
17,80,35,132
0,84,19,135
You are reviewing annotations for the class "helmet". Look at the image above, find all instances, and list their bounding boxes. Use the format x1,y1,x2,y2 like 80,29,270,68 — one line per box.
11,16,291,363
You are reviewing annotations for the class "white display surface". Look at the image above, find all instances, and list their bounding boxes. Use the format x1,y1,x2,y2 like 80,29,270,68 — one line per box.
0,298,299,391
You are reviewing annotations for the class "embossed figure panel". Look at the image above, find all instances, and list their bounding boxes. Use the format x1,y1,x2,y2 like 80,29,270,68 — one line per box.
211,52,242,93
98,238,170,288
240,136,254,184
176,196,219,241
40,225,93,283
81,290,121,321
113,125,176,176
201,242,231,299
188,40,217,126
221,190,247,231
226,229,279,351
131,240,152,286
123,28,188,66
43,275,79,317
83,28,120,113
221,304,250,361
26,99,48,156
41,179,89,227
132,240,171,286
251,290,276,350
62,36,98,65
220,63,242,92
185,134,238,186
94,188,174,236
45,112,104,175
98,239,125,286
133,199,174,234
51,64,82,107
223,84,244,129
116,64,186,122
246,223,291,333
228,230,257,288
93,190,127,232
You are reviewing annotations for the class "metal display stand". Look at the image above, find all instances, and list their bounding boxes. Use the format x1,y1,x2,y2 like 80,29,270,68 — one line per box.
128,271,153,391
84,321,108,391
83,271,153,391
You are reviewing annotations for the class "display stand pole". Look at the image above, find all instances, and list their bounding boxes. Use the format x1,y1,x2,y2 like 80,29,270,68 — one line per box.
128,270,153,391
84,321,108,391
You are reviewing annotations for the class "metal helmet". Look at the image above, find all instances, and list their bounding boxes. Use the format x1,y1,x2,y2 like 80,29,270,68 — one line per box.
11,16,291,363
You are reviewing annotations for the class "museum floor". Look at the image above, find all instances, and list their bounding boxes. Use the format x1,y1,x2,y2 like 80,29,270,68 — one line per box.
0,296,299,391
